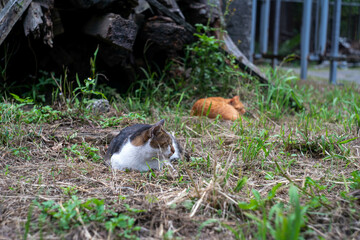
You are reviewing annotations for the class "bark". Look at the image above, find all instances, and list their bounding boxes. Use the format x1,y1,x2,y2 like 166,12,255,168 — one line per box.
23,0,54,47
83,13,138,51
142,16,193,58
0,0,33,46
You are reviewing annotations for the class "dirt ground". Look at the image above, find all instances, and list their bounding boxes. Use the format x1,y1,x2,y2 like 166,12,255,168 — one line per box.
1,106,360,239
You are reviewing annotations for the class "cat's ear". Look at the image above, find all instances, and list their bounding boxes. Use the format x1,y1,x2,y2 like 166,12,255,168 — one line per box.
232,96,240,101
155,119,165,126
229,96,239,104
150,119,165,138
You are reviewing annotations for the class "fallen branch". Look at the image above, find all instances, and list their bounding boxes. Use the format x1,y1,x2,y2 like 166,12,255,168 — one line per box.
0,0,33,46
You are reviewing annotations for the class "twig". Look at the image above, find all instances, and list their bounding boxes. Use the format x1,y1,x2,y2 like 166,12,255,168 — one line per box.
185,168,200,199
75,207,92,239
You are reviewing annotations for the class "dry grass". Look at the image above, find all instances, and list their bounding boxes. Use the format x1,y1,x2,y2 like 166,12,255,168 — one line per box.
1,99,360,240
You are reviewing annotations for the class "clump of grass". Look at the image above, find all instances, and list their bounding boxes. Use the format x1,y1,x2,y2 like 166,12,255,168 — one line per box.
32,195,141,239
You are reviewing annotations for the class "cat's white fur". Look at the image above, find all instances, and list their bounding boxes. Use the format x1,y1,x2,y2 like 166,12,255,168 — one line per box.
169,132,181,161
111,138,173,172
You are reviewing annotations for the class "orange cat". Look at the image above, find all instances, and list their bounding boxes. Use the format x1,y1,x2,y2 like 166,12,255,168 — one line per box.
191,96,246,121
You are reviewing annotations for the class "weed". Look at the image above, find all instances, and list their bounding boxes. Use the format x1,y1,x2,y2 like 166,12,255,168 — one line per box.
348,170,360,190
3,165,9,176
49,47,106,110
24,202,34,240
125,61,187,113
0,43,16,98
185,24,242,97
257,68,303,119
239,185,308,239
61,186,78,196
268,186,308,240
233,176,248,193
99,112,146,128
64,142,101,163
34,195,141,238
238,183,282,211
105,213,140,239
22,72,57,104
81,142,102,163
238,130,272,165
10,147,31,161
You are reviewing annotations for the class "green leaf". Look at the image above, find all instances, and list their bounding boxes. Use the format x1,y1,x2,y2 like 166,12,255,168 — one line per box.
234,176,248,193
238,199,259,210
267,183,282,200
338,137,358,145
10,93,33,104
252,189,261,202
198,219,219,233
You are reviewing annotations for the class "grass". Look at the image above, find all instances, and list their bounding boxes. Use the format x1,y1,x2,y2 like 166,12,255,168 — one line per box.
1,70,360,239
1,30,360,238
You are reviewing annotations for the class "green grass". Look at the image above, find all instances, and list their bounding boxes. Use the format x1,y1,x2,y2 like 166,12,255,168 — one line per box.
1,27,360,239
1,71,360,239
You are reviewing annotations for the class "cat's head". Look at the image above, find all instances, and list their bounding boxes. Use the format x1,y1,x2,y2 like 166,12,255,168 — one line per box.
132,119,175,157
229,96,246,114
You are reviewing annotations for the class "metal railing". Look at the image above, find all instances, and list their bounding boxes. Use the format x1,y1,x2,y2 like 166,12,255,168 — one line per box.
251,0,359,84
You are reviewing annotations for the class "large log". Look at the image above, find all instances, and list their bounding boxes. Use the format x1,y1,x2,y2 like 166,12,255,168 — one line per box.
69,0,117,8
160,0,185,19
23,2,43,38
177,1,219,26
146,0,195,33
0,0,33,46
23,0,54,47
83,13,138,51
142,16,193,57
68,0,137,17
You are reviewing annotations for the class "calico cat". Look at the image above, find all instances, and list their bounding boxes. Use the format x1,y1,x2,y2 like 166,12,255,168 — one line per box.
105,119,182,172
191,96,246,121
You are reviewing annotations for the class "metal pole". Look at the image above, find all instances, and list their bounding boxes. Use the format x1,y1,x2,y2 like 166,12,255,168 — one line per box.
273,0,281,67
318,0,329,55
358,8,360,40
314,0,320,55
300,0,313,80
250,0,257,62
329,0,342,84
259,0,270,54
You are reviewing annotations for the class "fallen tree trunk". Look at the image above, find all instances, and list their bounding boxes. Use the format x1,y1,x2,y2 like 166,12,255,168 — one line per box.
83,13,138,51
23,0,54,47
141,16,193,58
146,0,195,33
0,0,33,46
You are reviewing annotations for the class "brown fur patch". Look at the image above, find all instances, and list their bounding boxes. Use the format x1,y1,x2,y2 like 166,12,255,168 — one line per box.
131,132,150,146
